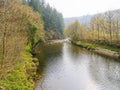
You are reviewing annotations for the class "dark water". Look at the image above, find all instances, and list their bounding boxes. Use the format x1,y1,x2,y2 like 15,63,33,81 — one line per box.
35,43,120,90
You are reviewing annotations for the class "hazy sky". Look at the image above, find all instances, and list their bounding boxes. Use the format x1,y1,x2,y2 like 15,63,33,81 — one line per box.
46,0,120,18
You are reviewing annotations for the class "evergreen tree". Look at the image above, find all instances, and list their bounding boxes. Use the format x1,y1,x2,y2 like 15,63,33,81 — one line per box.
25,0,64,39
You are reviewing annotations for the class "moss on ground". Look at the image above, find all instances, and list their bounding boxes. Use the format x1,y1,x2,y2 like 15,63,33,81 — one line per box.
0,45,38,90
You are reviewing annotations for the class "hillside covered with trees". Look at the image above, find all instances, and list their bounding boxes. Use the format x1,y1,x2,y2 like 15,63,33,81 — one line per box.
24,0,64,39
0,0,64,89
64,15,92,26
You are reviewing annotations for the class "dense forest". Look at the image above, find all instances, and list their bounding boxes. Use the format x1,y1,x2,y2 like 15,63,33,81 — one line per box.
65,9,120,48
24,0,64,39
0,0,64,89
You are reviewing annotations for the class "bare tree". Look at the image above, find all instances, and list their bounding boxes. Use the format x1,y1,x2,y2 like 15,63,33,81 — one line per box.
105,11,114,44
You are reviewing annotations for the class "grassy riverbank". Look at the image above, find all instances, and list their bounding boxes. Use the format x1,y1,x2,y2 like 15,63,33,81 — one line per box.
0,46,39,90
72,41,120,59
73,41,120,52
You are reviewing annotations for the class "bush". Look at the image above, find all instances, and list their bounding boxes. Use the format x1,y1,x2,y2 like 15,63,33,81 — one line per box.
0,51,38,90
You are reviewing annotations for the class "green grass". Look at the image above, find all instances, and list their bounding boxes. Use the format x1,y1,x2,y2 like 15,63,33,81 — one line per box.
74,41,96,50
0,63,34,90
0,45,38,90
95,43,120,52
74,41,120,52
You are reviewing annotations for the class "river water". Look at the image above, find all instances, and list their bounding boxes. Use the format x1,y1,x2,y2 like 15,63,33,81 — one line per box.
35,43,120,90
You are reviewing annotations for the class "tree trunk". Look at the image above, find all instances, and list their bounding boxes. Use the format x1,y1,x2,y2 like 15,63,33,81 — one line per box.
1,0,7,68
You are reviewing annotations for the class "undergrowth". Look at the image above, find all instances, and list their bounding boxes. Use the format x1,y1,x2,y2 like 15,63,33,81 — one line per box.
0,45,38,90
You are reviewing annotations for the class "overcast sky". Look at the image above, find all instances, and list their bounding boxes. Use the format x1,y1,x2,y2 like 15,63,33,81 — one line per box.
46,0,120,18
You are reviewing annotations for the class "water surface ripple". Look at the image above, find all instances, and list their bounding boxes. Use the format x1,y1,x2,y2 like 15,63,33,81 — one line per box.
35,43,120,90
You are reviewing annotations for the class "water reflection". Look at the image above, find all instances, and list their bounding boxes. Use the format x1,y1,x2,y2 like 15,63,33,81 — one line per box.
35,43,120,90
88,54,120,90
34,43,63,75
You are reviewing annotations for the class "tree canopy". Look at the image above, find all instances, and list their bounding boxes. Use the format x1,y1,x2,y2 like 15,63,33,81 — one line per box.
24,0,64,39
65,10,120,47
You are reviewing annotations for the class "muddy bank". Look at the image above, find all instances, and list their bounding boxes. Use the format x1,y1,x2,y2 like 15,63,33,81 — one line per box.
72,41,120,59
94,48,120,59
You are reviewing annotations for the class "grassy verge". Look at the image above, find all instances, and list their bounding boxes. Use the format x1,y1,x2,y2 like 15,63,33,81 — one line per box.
0,45,38,90
73,41,120,53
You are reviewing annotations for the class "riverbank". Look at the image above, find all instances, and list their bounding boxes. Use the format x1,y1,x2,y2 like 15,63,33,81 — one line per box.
0,48,39,90
72,41,120,59
36,42,120,90
47,39,65,44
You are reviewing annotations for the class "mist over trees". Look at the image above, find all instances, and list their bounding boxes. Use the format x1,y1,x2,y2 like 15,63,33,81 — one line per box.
64,15,92,26
65,9,120,47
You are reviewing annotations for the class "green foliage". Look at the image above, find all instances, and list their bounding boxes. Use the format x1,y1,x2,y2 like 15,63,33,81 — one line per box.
0,0,64,89
74,41,95,50
94,43,120,52
65,10,120,49
25,44,32,53
74,41,120,52
0,52,36,90
0,0,44,89
26,0,64,39
28,22,38,48
65,21,83,40
26,0,42,11
0,67,33,90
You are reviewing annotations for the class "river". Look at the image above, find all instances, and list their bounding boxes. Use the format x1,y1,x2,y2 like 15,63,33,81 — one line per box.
35,42,120,90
